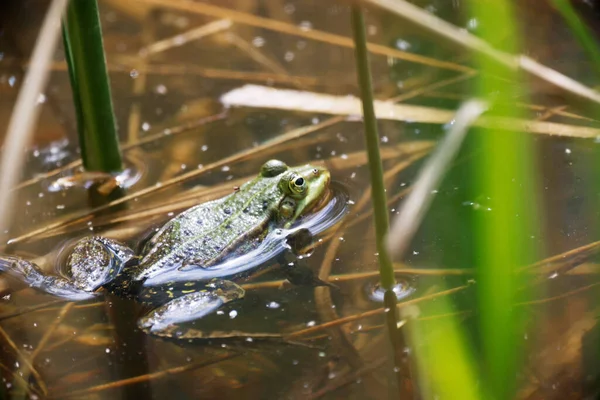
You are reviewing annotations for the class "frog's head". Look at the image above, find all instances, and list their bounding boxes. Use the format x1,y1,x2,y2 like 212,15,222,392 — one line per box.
275,162,331,228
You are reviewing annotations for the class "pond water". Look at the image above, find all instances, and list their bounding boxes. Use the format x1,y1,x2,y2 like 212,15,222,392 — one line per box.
0,0,599,399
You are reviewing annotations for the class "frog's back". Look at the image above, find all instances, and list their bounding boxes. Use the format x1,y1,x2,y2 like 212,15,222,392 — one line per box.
131,175,283,281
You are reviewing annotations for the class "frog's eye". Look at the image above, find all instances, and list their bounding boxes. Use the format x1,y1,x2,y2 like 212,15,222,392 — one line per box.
278,171,307,198
289,175,307,195
312,168,319,175
261,160,288,177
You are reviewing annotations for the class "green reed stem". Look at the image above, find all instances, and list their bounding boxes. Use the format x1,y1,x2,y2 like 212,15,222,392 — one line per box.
350,5,395,290
62,0,122,173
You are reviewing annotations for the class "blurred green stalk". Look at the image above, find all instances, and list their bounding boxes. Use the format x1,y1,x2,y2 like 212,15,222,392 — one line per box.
468,1,540,398
350,5,395,290
62,0,123,172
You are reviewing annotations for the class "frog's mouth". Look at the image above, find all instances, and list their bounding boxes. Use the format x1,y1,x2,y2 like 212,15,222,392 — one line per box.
286,180,349,234
307,187,333,215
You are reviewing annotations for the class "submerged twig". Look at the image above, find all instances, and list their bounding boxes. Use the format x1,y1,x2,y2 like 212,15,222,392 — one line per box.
56,352,240,398
515,281,600,306
0,299,66,322
287,284,470,340
139,19,232,56
390,71,477,103
48,60,326,86
422,91,598,123
309,357,388,399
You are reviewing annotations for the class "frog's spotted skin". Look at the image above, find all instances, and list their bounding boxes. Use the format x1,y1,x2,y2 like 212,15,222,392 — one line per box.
0,160,335,339
131,163,329,282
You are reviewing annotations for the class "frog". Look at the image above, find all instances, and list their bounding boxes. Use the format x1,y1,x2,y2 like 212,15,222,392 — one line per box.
0,160,338,338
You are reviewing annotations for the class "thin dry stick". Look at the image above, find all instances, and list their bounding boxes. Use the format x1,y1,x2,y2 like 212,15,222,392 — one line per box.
309,357,388,399
286,284,470,339
518,239,600,273
0,0,69,236
7,301,105,322
240,267,471,290
515,281,600,306
225,33,288,76
137,0,471,72
0,299,66,322
56,352,240,398
242,255,600,292
230,84,600,138
128,18,231,144
224,32,306,90
62,61,324,86
140,18,232,56
221,84,600,138
536,105,569,121
126,11,156,144
342,310,473,337
6,116,344,245
353,150,431,212
423,91,598,123
389,71,476,103
41,325,111,353
0,325,48,395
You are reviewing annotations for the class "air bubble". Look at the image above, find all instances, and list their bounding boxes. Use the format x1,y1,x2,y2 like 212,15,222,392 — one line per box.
367,280,416,303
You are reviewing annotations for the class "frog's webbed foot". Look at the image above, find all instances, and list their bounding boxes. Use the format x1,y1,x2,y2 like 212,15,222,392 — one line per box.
138,279,244,336
0,237,135,301
0,256,96,300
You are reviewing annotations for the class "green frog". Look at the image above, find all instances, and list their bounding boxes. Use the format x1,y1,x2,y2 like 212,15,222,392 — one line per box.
0,160,340,338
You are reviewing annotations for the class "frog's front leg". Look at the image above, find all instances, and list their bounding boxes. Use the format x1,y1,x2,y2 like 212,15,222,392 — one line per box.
137,279,244,336
0,237,135,301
